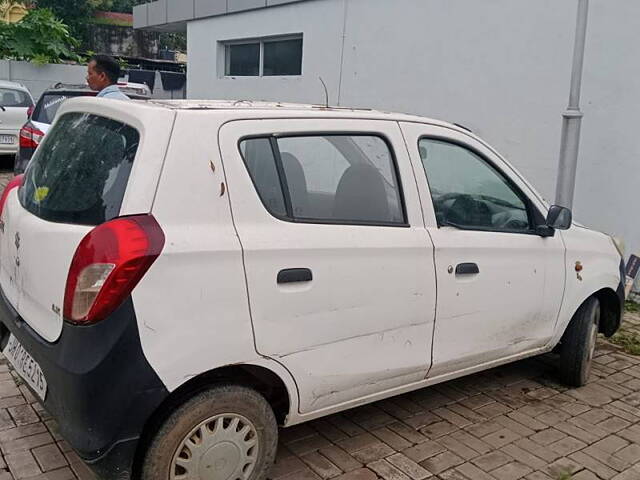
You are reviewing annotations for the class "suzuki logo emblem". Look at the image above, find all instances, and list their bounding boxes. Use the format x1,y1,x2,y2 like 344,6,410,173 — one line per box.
14,232,20,250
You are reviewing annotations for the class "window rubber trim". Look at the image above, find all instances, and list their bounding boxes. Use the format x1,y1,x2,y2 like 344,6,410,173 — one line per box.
269,136,294,218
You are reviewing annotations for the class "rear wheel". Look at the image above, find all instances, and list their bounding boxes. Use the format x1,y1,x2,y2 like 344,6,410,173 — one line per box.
141,384,278,480
558,297,600,387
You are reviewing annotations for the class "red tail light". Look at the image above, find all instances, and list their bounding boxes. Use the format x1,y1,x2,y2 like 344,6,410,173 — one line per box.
26,106,34,118
0,175,24,220
19,123,44,149
63,215,165,325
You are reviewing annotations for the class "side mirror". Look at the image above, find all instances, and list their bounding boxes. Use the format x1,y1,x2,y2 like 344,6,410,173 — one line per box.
546,205,572,230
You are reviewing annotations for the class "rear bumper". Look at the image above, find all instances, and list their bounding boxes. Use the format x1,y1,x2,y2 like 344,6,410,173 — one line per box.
0,143,18,155
0,289,168,479
0,130,18,154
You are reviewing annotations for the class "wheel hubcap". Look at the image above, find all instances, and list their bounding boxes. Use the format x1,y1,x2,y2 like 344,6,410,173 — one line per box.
587,321,598,360
585,306,601,375
170,414,259,480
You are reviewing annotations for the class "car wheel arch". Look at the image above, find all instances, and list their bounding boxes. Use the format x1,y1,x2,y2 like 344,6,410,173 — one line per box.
131,363,293,479
593,287,623,337
561,288,621,342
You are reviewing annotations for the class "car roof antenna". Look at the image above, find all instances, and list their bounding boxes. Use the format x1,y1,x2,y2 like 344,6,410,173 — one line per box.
319,77,329,108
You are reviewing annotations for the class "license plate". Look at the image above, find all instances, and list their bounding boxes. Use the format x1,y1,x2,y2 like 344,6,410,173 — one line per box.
3,334,47,400
0,135,14,145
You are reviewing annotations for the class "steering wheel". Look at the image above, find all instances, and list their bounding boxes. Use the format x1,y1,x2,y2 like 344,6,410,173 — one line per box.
445,194,492,227
504,218,529,230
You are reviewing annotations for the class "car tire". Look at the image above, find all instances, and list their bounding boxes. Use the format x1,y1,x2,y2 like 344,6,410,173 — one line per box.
558,297,600,387
140,384,278,480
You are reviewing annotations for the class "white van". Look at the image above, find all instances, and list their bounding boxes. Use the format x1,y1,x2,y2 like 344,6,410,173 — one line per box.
0,98,625,480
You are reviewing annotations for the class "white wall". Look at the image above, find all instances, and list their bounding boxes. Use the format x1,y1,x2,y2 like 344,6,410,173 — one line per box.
0,60,186,101
187,0,640,255
0,61,87,101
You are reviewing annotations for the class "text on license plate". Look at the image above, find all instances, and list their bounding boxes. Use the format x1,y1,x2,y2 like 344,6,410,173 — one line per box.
3,334,47,400
0,135,15,144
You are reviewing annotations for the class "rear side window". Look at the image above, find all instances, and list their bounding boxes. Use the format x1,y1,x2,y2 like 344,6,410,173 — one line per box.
0,88,32,108
239,134,405,225
20,112,140,225
32,93,94,124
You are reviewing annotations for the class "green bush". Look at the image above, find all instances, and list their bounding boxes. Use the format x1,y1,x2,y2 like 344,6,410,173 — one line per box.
0,8,81,64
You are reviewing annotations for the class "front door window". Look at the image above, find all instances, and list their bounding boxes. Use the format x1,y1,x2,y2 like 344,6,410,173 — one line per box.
419,138,532,233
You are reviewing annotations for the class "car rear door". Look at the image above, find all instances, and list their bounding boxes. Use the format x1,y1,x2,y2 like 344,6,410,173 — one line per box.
219,118,437,414
0,100,174,342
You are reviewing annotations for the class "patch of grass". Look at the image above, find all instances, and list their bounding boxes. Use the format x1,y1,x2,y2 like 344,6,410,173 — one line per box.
625,300,640,313
609,331,640,355
556,474,572,480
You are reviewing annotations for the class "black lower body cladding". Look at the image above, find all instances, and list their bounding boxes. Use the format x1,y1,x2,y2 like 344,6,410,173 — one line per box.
0,290,169,479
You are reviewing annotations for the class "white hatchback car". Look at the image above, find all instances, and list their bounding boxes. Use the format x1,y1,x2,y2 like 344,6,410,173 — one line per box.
0,81,34,155
0,98,625,480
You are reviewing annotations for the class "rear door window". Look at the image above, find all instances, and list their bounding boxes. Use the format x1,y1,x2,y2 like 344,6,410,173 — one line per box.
19,112,140,225
32,93,94,124
0,88,32,108
240,134,406,225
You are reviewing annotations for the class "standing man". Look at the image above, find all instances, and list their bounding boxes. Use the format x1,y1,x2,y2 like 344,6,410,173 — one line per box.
86,55,129,100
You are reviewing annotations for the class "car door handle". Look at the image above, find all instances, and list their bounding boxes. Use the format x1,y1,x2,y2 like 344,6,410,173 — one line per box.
277,268,313,284
456,263,479,275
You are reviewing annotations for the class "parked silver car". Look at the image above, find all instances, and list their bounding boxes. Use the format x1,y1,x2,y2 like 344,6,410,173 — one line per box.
0,80,34,156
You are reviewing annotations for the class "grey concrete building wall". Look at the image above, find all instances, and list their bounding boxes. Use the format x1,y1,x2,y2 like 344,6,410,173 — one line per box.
177,0,640,254
187,0,345,105
573,0,639,256
135,0,311,29
0,61,87,100
336,0,575,198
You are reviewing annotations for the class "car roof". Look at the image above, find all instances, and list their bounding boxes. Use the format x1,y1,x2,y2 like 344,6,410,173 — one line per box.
59,97,467,132
42,82,151,98
143,99,454,126
0,80,30,92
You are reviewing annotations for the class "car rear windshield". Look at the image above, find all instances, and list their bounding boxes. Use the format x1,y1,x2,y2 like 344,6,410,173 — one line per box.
32,92,95,124
19,112,140,225
0,88,32,108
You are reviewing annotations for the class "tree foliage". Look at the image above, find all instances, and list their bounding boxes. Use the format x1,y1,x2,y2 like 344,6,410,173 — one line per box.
104,0,147,14
0,8,81,64
31,0,186,56
34,0,110,41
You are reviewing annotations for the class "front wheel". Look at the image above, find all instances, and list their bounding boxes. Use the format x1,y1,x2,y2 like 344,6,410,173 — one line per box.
558,297,600,387
141,384,278,480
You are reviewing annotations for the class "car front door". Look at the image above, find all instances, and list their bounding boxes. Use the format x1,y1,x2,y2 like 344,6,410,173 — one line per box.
219,118,437,414
401,122,565,377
